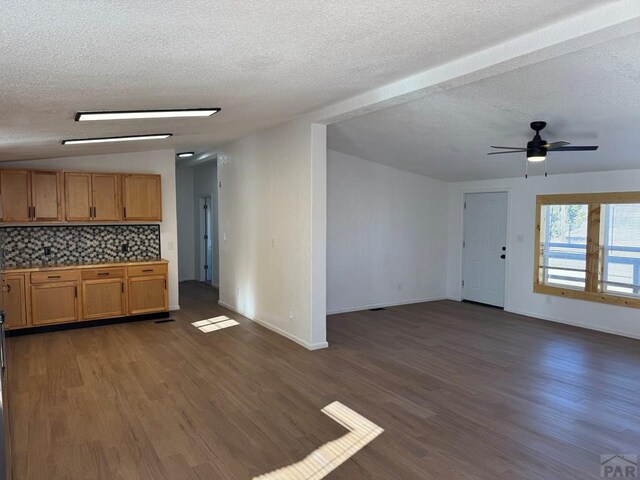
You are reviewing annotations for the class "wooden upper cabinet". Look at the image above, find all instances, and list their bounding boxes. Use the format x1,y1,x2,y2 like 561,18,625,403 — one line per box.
1,170,31,222
92,174,120,221
31,170,63,221
65,172,120,222
1,168,160,223
122,174,162,221
65,172,92,221
0,169,62,222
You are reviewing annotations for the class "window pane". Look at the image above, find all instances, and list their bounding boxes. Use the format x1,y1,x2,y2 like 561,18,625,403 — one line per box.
540,204,588,289
602,203,640,297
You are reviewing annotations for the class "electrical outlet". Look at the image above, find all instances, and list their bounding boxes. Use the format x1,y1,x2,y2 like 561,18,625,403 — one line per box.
121,243,129,253
288,309,294,319
44,246,52,256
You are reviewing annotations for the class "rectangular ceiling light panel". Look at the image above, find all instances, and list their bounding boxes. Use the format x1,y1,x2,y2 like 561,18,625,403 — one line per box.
75,109,221,121
62,134,172,145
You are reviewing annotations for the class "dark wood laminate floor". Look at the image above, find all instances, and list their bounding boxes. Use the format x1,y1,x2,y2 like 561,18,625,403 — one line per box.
8,281,640,479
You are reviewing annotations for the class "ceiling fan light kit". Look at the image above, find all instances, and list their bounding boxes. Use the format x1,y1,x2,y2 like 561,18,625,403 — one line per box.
488,121,599,178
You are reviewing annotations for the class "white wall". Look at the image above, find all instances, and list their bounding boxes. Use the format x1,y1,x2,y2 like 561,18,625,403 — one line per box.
217,119,327,350
447,168,640,340
327,150,449,314
176,166,195,282
6,149,180,310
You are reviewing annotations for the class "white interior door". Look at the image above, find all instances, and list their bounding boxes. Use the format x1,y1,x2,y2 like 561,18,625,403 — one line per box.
463,192,508,307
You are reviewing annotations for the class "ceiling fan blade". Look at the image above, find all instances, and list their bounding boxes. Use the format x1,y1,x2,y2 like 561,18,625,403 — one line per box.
551,146,599,152
487,151,525,155
490,146,528,150
544,141,570,149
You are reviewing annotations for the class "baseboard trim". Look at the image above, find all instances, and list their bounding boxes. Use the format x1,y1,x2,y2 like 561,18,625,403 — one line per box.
179,277,196,283
218,301,328,351
169,305,180,312
327,296,447,315
506,307,640,341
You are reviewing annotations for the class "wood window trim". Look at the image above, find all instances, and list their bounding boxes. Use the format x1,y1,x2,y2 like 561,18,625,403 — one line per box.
534,191,640,309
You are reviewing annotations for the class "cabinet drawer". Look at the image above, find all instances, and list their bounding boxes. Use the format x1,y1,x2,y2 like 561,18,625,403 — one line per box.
81,268,125,280
31,270,79,284
127,264,167,277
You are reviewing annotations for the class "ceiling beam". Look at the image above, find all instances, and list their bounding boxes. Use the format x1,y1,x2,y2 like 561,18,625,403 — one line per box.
309,0,640,125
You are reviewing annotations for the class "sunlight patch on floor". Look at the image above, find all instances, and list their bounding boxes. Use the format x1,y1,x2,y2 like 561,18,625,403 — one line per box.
191,315,239,333
253,401,383,480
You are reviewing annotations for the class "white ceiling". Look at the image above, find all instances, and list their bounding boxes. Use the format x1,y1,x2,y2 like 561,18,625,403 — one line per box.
0,0,611,161
328,31,640,181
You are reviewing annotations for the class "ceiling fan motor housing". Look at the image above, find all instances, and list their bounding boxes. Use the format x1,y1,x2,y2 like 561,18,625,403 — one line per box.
527,121,547,161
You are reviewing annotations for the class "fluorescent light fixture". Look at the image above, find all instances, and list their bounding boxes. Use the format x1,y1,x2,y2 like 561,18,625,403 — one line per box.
75,108,221,121
62,133,172,145
528,154,547,162
177,152,194,158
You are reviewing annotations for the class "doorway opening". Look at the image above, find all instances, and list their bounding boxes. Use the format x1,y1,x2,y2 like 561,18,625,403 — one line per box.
462,191,508,308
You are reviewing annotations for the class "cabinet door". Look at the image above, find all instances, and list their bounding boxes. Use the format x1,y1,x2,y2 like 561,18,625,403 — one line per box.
65,172,92,221
31,282,79,325
128,276,167,315
2,275,28,329
31,171,62,221
122,174,162,221
0,170,31,222
82,278,125,320
92,174,120,221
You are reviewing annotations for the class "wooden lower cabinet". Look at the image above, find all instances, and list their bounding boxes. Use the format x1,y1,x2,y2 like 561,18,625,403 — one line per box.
31,282,80,326
82,278,126,320
2,274,28,329
2,261,168,330
128,276,168,315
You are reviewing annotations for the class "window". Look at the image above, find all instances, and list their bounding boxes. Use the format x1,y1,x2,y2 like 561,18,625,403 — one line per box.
535,192,640,308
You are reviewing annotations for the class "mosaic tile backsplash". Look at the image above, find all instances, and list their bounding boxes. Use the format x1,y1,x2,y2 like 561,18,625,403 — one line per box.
0,225,161,268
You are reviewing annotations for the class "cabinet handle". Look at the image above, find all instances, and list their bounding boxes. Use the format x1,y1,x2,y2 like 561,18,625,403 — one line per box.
123,206,127,218
4,284,10,294
89,206,92,218
28,206,31,218
47,275,62,279
97,272,109,276
92,206,96,218
74,286,78,298
33,206,36,218
164,279,167,290
121,282,124,293
142,269,153,272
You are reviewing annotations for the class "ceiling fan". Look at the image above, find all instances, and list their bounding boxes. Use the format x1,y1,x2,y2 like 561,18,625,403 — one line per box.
488,121,599,177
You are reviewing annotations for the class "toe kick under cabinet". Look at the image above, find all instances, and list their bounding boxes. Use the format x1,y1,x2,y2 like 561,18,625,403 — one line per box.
0,260,168,330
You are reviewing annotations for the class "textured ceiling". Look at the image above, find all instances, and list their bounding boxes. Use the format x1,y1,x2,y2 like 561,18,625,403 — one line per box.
0,0,609,161
328,31,640,181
